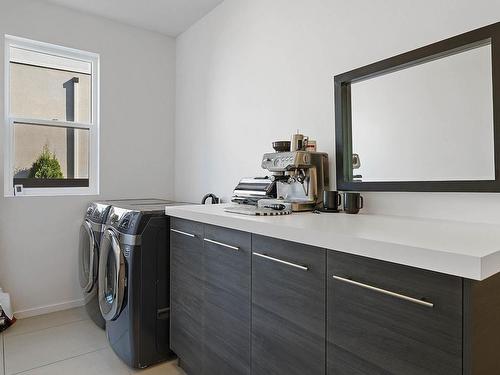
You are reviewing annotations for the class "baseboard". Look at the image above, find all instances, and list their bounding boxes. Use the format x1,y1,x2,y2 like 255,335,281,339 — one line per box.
14,298,86,319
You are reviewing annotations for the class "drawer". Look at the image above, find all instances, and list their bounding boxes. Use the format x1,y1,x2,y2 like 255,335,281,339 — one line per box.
170,217,204,238
327,251,463,375
170,218,204,278
203,225,251,375
252,235,326,375
252,235,326,335
170,218,204,375
204,225,251,295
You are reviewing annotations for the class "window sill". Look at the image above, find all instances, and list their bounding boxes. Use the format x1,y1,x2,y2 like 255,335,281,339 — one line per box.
4,186,99,198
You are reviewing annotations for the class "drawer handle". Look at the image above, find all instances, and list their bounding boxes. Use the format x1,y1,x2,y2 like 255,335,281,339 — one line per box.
203,238,239,251
332,275,434,308
170,229,196,238
253,252,308,271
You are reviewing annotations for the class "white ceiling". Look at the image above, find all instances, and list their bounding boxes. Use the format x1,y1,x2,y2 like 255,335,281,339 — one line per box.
45,0,224,37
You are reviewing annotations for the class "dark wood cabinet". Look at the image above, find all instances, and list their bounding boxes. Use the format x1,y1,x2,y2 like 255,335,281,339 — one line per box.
170,218,205,375
203,225,251,375
169,218,500,375
327,251,463,375
462,274,500,375
170,220,251,375
251,235,326,375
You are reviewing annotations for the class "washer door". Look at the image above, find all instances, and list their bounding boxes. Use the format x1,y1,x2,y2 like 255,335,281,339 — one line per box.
98,229,126,321
79,220,97,293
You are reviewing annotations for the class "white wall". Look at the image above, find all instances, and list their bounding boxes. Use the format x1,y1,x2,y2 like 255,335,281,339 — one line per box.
0,0,176,316
175,0,500,224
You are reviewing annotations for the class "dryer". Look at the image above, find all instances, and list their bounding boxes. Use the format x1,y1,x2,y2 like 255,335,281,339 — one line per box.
98,200,184,368
79,199,172,329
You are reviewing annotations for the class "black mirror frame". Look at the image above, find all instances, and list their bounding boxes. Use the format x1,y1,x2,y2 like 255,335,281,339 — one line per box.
334,22,500,192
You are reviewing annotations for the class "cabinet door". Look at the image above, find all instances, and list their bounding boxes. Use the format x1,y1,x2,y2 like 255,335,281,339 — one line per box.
251,235,326,375
327,251,463,375
203,225,251,375
170,218,204,375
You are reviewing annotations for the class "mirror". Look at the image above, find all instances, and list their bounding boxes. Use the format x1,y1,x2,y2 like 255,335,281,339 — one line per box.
335,22,500,192
351,44,494,182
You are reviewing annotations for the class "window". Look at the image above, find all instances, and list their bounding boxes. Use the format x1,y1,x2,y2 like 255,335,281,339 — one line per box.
4,35,99,196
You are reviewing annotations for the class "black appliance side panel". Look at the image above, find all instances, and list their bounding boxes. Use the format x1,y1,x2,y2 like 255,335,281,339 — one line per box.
157,216,171,353
137,215,174,367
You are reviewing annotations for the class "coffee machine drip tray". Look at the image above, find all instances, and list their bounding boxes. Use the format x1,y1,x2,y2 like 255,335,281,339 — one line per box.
287,200,317,212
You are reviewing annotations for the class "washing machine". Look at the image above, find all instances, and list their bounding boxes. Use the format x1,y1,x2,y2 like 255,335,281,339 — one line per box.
79,199,172,330
98,200,183,368
79,202,112,329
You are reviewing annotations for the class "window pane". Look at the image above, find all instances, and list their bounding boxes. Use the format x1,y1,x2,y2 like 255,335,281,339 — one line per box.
10,47,92,74
13,123,90,184
10,62,91,123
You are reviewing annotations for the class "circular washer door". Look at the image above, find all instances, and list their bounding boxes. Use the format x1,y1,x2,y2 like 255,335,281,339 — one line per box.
98,229,126,321
79,220,97,293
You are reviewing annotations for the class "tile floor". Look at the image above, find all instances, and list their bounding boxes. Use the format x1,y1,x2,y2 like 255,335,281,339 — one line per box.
0,307,186,375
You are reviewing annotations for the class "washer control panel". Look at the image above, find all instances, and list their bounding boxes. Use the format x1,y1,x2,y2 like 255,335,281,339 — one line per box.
106,207,141,234
86,202,111,224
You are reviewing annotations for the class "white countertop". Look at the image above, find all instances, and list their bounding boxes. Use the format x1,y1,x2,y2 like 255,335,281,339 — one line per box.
165,203,500,281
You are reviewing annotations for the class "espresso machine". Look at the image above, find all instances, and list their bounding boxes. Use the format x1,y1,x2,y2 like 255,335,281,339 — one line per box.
261,150,329,211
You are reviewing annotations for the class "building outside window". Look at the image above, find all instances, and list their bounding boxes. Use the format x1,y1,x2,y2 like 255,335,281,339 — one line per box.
4,35,99,196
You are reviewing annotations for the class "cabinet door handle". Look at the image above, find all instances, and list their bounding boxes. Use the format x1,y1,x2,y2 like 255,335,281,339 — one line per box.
332,275,434,308
170,229,196,238
203,238,239,251
253,252,308,271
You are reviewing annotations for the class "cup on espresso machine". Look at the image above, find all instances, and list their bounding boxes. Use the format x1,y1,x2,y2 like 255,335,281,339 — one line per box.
291,132,308,151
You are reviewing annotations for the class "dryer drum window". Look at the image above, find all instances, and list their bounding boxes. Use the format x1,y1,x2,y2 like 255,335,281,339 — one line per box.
104,253,117,305
78,221,95,292
98,230,126,321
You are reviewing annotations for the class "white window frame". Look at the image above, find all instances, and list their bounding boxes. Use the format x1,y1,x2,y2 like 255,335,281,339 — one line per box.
4,35,100,197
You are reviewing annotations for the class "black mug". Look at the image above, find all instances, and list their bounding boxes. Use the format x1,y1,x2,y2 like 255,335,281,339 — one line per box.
323,191,342,212
343,192,364,214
